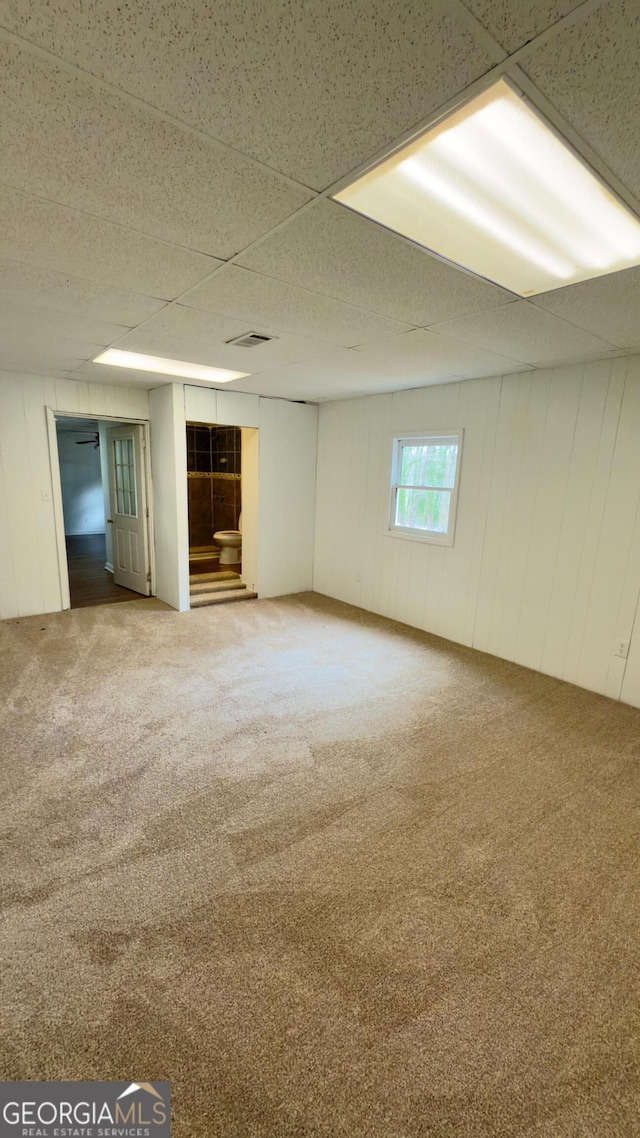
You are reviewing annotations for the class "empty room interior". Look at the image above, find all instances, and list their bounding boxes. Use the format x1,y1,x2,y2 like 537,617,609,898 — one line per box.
1,1,640,1135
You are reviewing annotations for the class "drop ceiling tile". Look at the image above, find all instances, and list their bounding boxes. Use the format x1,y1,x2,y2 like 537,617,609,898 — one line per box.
115,303,337,370
238,201,513,326
524,0,640,200
355,328,528,377
0,296,130,376
0,302,130,349
15,367,87,381
239,347,457,402
531,266,640,349
0,260,166,326
429,301,617,364
65,361,164,387
222,369,369,402
247,381,366,402
526,349,630,371
0,186,219,298
0,342,105,375
117,304,249,351
0,41,312,257
182,265,412,347
461,0,584,52
0,0,502,189
222,373,360,403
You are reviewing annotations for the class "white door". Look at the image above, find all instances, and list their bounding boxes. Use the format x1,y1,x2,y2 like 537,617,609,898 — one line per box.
107,424,150,595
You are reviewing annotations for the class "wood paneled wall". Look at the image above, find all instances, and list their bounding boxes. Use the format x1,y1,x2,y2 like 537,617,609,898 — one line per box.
314,357,640,704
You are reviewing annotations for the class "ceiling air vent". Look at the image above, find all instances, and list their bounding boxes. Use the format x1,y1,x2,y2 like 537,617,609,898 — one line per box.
226,332,275,348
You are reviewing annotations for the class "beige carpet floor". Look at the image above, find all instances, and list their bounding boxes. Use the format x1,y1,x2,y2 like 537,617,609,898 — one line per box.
0,592,639,1137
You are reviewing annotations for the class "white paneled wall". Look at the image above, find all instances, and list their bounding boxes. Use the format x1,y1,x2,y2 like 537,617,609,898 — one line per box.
149,383,190,612
240,427,259,593
0,371,318,621
0,370,148,620
314,357,640,703
183,385,318,599
57,430,104,535
184,386,260,428
257,398,317,597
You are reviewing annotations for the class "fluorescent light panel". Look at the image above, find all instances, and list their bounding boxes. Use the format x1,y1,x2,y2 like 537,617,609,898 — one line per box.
334,80,640,296
93,348,250,383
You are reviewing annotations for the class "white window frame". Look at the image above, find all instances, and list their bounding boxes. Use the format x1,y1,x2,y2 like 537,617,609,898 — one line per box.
387,429,464,546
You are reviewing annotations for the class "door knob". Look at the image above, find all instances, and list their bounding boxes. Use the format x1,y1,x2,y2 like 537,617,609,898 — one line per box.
107,518,113,524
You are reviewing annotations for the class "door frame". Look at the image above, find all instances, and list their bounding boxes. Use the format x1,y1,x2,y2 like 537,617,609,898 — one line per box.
46,408,156,610
184,420,259,602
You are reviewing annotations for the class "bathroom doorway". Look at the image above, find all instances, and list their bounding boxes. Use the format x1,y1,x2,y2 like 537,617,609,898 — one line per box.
186,421,259,609
187,422,242,574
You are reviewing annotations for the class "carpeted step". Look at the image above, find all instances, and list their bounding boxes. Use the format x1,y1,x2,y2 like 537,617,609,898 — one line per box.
189,570,239,585
190,578,245,596
190,587,257,608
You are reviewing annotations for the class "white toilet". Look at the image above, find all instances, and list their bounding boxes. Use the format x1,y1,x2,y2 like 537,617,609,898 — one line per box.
214,513,242,565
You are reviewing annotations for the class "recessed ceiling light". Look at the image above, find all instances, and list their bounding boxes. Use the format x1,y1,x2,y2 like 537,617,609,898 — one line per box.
333,79,640,297
93,348,250,383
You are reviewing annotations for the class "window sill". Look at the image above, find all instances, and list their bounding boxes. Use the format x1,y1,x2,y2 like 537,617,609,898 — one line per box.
385,528,454,548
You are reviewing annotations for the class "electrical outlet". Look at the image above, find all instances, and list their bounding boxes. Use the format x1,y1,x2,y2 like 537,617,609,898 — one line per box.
614,639,630,659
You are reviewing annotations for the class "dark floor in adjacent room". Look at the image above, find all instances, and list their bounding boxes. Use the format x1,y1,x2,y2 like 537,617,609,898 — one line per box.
66,533,142,608
0,592,638,1137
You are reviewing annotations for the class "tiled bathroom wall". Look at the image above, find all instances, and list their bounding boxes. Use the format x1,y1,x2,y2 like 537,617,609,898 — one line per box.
186,423,241,548
187,424,241,475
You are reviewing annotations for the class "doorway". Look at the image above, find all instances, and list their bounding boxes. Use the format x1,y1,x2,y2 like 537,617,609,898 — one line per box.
187,422,242,577
186,421,258,609
53,415,153,609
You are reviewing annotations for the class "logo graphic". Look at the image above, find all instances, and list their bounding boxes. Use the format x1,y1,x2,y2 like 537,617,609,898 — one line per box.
118,1083,165,1101
0,1080,170,1137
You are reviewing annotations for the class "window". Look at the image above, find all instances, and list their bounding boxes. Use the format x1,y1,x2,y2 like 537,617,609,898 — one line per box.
113,437,137,517
388,430,463,545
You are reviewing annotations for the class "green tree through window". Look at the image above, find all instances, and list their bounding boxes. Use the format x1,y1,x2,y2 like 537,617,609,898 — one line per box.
390,433,462,545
